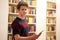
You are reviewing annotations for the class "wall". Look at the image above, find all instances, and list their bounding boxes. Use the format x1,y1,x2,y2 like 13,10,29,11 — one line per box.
36,0,46,40
56,0,60,40
0,0,8,40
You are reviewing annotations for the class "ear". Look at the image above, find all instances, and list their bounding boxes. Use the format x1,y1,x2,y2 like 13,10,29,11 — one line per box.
16,9,19,13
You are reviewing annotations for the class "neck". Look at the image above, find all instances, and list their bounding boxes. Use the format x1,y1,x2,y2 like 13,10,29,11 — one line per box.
18,15,26,19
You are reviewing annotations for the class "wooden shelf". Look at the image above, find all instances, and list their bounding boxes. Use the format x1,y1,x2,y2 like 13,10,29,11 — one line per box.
46,31,56,35
28,23,36,25
8,33,12,35
47,8,56,11
9,13,36,17
46,0,56,40
8,22,12,24
47,0,56,3
9,3,17,6
8,22,36,25
46,23,56,25
46,16,56,18
28,5,36,8
26,14,36,17
9,13,18,16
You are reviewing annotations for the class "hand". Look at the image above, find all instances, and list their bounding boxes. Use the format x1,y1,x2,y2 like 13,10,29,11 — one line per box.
32,33,37,40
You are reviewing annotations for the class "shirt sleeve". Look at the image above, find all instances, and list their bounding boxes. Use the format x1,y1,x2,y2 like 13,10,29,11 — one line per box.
11,22,21,36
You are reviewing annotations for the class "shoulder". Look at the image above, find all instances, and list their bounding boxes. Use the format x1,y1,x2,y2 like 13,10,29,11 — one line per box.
13,17,22,23
11,17,20,27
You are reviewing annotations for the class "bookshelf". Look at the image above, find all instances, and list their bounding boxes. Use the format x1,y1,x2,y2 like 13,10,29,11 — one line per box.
8,0,36,40
46,0,56,40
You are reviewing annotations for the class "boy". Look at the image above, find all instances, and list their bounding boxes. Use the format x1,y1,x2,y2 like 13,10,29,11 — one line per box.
11,1,43,40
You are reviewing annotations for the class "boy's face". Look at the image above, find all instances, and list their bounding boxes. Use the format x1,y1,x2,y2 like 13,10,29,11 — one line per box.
18,6,28,17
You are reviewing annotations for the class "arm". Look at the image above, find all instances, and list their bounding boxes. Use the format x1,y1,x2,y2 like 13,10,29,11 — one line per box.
14,34,37,40
14,31,43,40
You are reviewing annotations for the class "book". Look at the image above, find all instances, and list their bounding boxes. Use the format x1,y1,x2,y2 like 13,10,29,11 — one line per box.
8,24,11,33
9,0,12,3
17,0,21,3
29,25,36,32
46,36,50,40
29,17,33,23
47,2,51,8
28,8,32,14
8,15,13,22
28,0,32,6
48,18,50,23
12,6,16,13
32,9,36,14
32,1,36,6
9,6,12,13
33,17,36,23
8,35,12,40
46,18,48,23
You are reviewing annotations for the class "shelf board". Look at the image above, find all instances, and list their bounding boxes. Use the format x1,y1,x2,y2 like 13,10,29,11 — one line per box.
46,23,56,25
8,22,12,24
46,16,56,18
46,31,56,32
8,33,12,35
46,31,56,35
9,13,18,16
46,31,56,36
28,23,36,25
47,0,56,3
26,14,36,17
8,22,36,25
47,8,56,11
9,13,36,17
28,5,36,8
9,3,17,6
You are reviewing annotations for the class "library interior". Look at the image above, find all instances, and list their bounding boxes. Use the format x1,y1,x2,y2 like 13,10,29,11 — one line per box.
0,0,60,40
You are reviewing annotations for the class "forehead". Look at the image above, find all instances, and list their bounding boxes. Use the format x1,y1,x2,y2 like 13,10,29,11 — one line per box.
20,6,28,9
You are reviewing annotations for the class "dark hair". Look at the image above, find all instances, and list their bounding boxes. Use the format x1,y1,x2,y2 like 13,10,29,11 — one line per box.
17,1,28,10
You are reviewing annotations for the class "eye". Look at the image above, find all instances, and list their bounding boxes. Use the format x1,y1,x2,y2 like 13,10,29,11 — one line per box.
25,9,27,11
22,9,24,11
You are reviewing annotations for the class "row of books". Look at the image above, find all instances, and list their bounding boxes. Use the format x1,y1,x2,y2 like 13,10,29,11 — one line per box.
47,10,56,16
27,0,36,6
26,17,36,23
9,6,16,13
46,18,56,23
46,35,56,40
28,8,36,14
8,15,36,23
8,35,12,40
9,5,36,14
46,25,56,31
28,25,36,32
9,0,36,6
8,15,16,23
47,2,56,9
8,24,12,33
9,0,21,3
